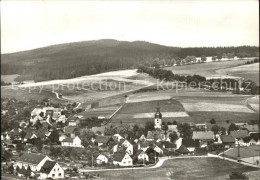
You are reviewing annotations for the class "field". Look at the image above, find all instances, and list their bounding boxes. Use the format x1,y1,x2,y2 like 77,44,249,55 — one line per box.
1,74,20,83
164,59,253,79
217,63,259,84
97,158,258,180
1,87,64,103
109,87,258,126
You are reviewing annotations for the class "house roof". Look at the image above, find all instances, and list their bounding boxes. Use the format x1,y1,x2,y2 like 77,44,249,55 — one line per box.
97,154,108,160
192,131,214,140
134,150,146,158
62,137,74,143
24,132,33,139
220,135,235,143
139,141,150,148
95,136,111,144
17,153,46,165
40,161,56,174
113,152,127,162
182,139,200,147
91,126,106,134
250,133,260,141
168,125,178,132
243,125,259,132
230,130,249,139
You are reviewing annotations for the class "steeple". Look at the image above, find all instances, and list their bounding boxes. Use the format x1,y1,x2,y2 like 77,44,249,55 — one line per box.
154,101,162,129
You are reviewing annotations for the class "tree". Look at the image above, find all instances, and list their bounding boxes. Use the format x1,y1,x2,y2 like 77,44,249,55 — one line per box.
172,121,178,125
16,142,25,152
177,123,192,139
133,124,139,135
228,123,238,134
169,132,178,142
49,129,59,144
229,172,248,180
35,139,43,151
201,55,207,62
217,54,222,61
16,166,20,172
145,121,154,133
210,118,216,124
212,56,216,61
211,125,220,135
220,127,226,135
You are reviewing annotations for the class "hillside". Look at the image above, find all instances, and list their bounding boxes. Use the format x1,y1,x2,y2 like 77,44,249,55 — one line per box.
1,39,258,82
1,39,180,82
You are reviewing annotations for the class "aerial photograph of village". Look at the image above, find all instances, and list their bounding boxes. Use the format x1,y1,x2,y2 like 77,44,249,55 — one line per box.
1,0,259,180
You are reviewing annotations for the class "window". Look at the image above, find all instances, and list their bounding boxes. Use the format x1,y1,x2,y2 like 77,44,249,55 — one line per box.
52,174,55,177
58,168,59,171
54,169,56,172
123,162,125,164
59,173,61,176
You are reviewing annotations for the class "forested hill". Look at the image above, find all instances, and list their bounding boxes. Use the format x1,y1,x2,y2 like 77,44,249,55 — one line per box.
1,39,258,82
1,39,180,82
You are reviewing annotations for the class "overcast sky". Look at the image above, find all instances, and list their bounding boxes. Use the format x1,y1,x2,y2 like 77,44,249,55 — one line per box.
1,0,259,54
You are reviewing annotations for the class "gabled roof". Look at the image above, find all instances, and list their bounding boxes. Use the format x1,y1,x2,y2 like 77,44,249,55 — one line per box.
243,125,259,132
182,139,200,148
40,161,56,174
220,135,235,143
113,152,128,162
250,133,260,141
192,131,214,140
62,137,74,143
230,130,249,139
18,153,46,165
95,136,111,144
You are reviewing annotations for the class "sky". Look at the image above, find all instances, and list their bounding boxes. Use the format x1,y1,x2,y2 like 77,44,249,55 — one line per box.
1,0,259,54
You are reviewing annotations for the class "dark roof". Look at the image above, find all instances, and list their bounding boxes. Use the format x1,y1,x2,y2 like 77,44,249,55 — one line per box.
177,145,189,154
220,135,235,143
18,169,30,176
95,136,111,144
139,141,150,148
182,139,200,147
250,133,260,141
18,153,46,165
113,152,127,162
62,137,74,142
40,160,56,174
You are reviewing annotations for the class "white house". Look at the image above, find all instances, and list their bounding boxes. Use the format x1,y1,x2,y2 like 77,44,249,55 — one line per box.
61,136,83,148
113,139,133,155
16,153,52,172
112,134,124,142
113,152,133,166
96,154,108,164
39,161,64,179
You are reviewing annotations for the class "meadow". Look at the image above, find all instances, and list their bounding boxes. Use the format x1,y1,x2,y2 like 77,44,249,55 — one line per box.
97,158,258,180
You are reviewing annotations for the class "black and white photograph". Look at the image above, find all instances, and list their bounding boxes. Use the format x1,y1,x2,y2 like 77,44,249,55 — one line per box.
1,0,259,179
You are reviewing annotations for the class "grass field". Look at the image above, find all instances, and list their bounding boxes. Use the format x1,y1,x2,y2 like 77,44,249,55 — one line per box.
1,74,20,83
216,63,259,84
1,87,64,103
97,158,257,180
164,59,251,78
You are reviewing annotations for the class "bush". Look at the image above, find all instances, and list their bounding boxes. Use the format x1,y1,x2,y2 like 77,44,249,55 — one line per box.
229,172,248,180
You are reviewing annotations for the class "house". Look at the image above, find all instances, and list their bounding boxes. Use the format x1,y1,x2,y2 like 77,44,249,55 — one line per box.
64,126,78,138
57,115,66,123
138,141,150,152
192,131,214,147
181,139,200,153
195,124,207,131
113,152,133,166
16,153,52,172
240,133,260,146
96,154,108,164
138,134,147,142
61,136,83,148
147,130,165,142
112,134,124,143
94,136,112,147
39,160,64,179
134,150,149,162
113,139,133,155
92,126,106,136
162,141,177,152
151,144,163,155
219,135,235,148
176,145,189,154
59,134,67,142
17,168,34,178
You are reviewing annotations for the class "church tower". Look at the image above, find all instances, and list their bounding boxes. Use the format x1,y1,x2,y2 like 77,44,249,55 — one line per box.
154,102,162,130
